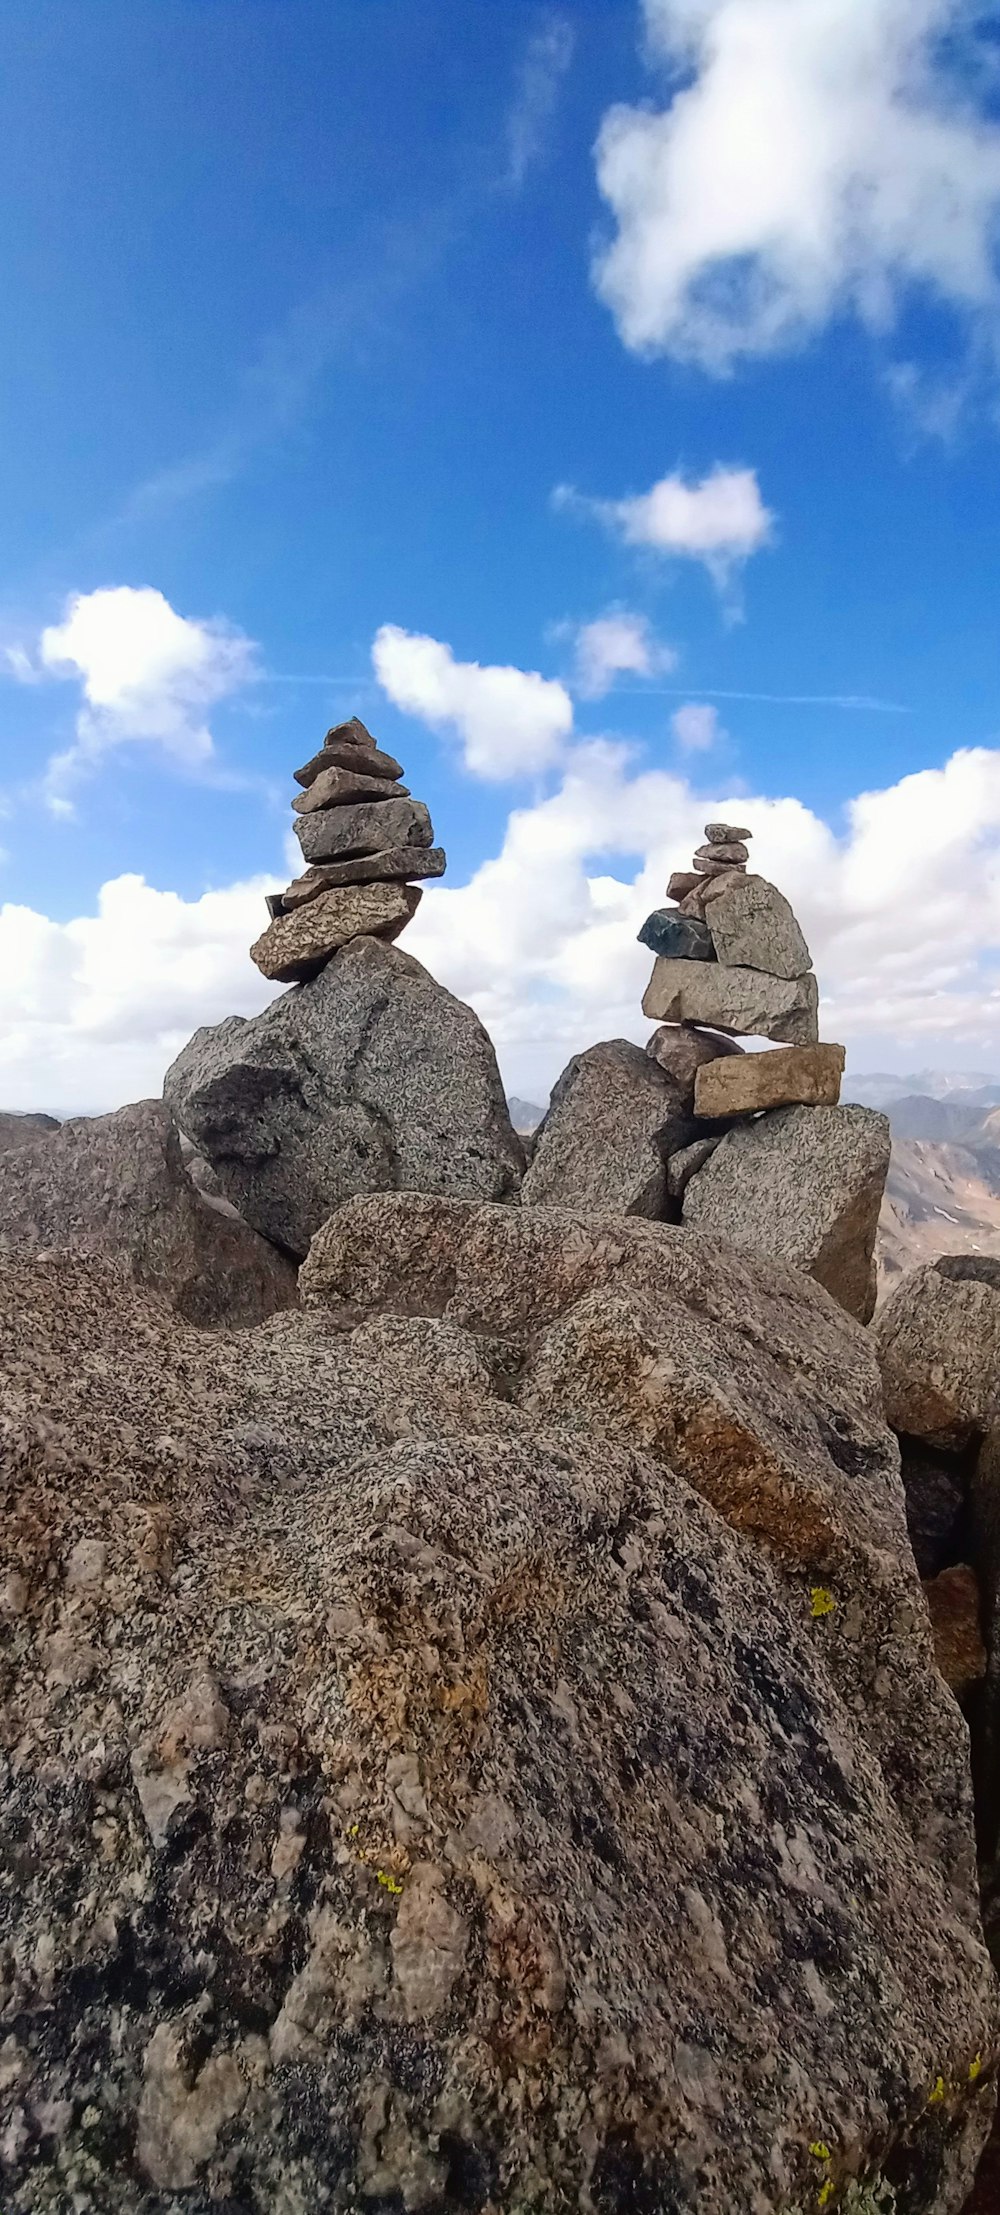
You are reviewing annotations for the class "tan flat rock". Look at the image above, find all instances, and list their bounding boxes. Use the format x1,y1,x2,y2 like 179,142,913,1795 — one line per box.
251,882,421,982
292,763,409,814
294,740,404,788
275,849,446,912
694,1043,844,1119
642,958,819,1045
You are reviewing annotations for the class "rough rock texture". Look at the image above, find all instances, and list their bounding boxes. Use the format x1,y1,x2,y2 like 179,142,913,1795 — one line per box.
2,1210,997,2212
667,1134,722,1200
278,848,446,908
295,737,403,787
646,1023,744,1087
873,1259,1000,1449
164,937,524,1258
694,1042,845,1120
683,1104,891,1322
250,884,420,982
637,909,715,961
0,1100,295,1326
291,763,409,814
923,1565,987,1699
296,796,432,865
704,873,812,979
0,1111,60,1152
642,957,820,1044
521,1040,695,1218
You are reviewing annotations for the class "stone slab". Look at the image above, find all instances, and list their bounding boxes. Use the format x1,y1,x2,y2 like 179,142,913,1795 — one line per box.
294,739,403,788
704,873,812,980
694,1043,844,1119
291,763,409,814
250,883,421,982
272,849,446,913
296,796,433,864
642,958,819,1045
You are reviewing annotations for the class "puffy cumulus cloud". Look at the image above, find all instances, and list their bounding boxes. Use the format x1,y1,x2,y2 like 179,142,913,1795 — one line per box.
7,744,1000,1119
38,586,257,809
372,623,573,780
672,700,723,751
0,872,277,1116
593,0,1000,372
555,466,774,588
406,741,1000,1100
571,611,677,699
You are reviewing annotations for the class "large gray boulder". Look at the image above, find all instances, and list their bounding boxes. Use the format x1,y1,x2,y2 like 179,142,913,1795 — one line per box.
521,1039,695,1217
164,935,525,1258
0,1099,295,1327
874,1256,1000,1448
1,1212,995,2211
683,1102,891,1321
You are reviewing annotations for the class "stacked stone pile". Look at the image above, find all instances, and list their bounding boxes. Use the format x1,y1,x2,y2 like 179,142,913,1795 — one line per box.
250,715,445,984
640,819,822,1054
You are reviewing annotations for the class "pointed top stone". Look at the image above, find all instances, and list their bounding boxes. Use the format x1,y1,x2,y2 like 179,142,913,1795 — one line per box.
705,821,752,844
325,716,376,752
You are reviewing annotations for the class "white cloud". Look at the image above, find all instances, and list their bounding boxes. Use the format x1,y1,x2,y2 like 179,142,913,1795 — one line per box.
0,872,278,1116
7,742,1000,1119
372,622,573,780
556,466,774,587
505,15,575,189
672,700,723,751
38,586,256,807
593,0,1000,372
571,612,677,698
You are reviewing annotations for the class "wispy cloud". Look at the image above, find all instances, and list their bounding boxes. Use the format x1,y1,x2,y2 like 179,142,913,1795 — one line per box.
636,686,910,714
504,14,575,191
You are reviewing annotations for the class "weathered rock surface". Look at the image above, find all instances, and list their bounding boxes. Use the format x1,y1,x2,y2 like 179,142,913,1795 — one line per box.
291,762,409,814
874,1258,1000,1449
646,1022,744,1088
694,1042,845,1119
693,838,749,868
923,1564,987,1699
637,908,715,961
521,1040,695,1218
296,796,433,865
683,1104,891,1321
164,937,524,1258
278,847,446,908
642,957,820,1044
705,820,752,843
0,1100,295,1326
704,872,813,979
295,736,404,787
2,1210,996,2212
666,1133,722,1199
0,1110,60,1152
250,886,421,982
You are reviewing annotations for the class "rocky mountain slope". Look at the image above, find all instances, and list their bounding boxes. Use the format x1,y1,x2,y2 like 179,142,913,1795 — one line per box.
3,1204,997,2212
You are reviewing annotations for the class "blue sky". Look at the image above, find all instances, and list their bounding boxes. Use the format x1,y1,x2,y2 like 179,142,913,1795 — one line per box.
3,0,1000,1110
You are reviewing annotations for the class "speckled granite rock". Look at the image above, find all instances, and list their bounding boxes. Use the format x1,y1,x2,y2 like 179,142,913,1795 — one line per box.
0,1099,295,1327
2,1224,996,2212
642,957,820,1044
521,1039,695,1218
682,1104,891,1323
874,1258,1000,1449
703,872,813,979
251,886,420,982
165,937,524,1258
645,1023,744,1087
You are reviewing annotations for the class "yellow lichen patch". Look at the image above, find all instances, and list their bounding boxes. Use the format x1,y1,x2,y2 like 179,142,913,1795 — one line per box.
810,1587,836,1620
928,2076,946,2106
377,1869,404,1895
810,2142,832,2162
818,2181,834,2208
970,2054,983,2082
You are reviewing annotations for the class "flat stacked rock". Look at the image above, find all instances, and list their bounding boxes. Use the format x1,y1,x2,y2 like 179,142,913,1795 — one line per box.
251,716,445,984
633,824,890,1321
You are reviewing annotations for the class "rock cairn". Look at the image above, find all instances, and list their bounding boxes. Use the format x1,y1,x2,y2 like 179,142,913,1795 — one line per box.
639,820,823,1053
250,715,444,984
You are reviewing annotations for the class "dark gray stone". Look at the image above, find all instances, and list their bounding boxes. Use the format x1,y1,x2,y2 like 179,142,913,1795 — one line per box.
164,937,524,1258
637,908,715,962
